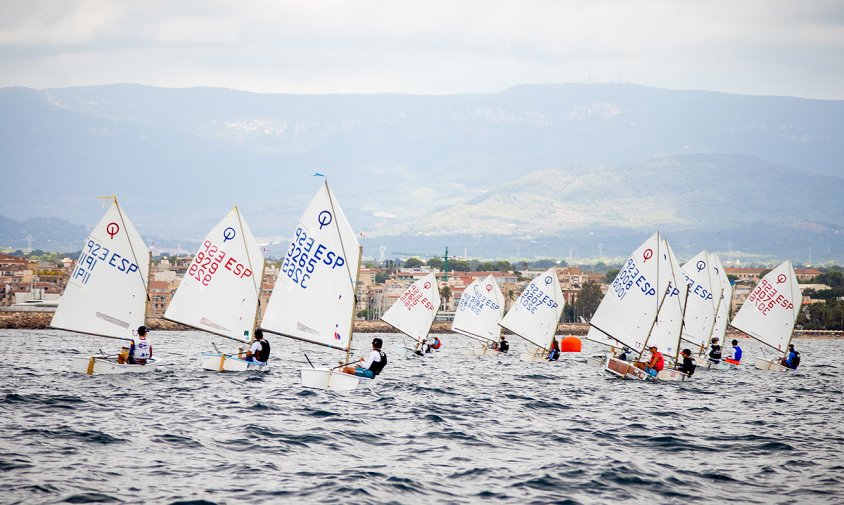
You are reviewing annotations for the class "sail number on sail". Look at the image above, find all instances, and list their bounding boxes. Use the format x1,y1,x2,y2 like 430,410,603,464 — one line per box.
458,288,500,315
681,273,714,301
71,238,139,285
281,226,346,289
188,240,253,287
747,277,794,316
612,258,656,300
399,284,435,311
519,283,558,314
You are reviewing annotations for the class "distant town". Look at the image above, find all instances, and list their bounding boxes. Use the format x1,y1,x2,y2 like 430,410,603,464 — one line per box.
3,249,842,331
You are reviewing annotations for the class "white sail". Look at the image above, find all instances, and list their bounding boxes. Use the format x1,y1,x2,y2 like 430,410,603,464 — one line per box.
710,253,732,344
679,250,720,347
51,200,150,339
499,268,564,349
260,182,360,350
644,239,688,360
451,274,504,342
730,260,801,354
587,232,663,351
381,272,440,342
164,208,265,341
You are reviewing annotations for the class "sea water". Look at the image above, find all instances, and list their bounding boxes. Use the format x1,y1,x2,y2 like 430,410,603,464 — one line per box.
1,330,842,504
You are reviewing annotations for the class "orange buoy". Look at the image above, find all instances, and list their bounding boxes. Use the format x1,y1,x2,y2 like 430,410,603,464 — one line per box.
560,335,582,353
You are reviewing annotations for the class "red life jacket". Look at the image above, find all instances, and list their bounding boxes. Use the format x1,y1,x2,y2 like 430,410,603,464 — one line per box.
653,352,664,371
431,339,441,349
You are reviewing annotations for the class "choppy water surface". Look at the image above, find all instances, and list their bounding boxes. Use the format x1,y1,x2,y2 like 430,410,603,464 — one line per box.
1,330,842,504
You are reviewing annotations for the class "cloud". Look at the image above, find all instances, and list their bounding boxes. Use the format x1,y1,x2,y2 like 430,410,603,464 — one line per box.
373,211,398,219
0,1,842,98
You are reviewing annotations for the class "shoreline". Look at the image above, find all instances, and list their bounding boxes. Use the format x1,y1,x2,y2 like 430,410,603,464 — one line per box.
1,311,841,338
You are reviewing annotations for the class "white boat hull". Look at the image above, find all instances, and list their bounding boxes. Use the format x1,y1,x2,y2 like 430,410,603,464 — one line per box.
754,357,789,372
199,352,268,372
300,368,375,391
587,352,612,368
604,357,649,381
703,359,738,371
656,369,690,381
470,346,499,357
71,356,159,375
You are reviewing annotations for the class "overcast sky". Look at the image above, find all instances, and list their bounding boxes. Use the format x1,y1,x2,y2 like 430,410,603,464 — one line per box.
1,0,842,99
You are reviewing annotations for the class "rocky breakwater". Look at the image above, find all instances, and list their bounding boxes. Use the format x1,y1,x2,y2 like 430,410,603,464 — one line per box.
0,311,593,336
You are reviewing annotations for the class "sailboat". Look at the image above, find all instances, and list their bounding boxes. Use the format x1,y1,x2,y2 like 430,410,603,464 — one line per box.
50,196,156,375
679,251,719,351
163,207,266,372
259,179,369,391
498,268,564,363
451,274,505,356
729,260,802,372
586,232,689,380
381,272,441,358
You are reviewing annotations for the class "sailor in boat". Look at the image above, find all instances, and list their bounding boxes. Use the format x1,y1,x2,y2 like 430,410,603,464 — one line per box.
708,337,722,364
122,326,153,365
547,337,560,361
724,339,743,365
498,335,509,353
415,337,432,356
616,347,633,362
431,336,442,351
343,337,387,379
634,345,664,378
244,329,270,365
676,348,696,377
780,344,800,370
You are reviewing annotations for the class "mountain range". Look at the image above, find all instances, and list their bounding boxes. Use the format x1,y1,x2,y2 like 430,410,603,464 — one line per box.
1,83,842,262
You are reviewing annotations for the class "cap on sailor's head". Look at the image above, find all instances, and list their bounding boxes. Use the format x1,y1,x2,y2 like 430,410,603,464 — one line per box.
137,325,148,335
649,345,658,351
372,337,383,349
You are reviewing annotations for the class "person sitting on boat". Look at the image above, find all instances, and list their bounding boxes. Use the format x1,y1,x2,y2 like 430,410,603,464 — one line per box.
499,335,509,353
415,337,431,356
431,336,442,350
724,339,743,365
127,325,153,365
245,329,270,364
781,344,800,370
642,345,664,377
547,337,560,361
351,337,387,379
616,347,632,361
708,337,722,363
677,348,696,377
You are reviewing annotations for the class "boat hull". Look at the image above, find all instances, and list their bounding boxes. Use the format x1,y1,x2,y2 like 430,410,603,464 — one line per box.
656,369,689,381
300,368,374,391
604,357,649,380
754,357,789,372
199,352,268,372
587,352,612,368
703,359,738,371
71,356,159,375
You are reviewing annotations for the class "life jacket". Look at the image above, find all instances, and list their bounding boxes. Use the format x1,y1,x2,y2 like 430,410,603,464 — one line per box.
499,340,509,352
653,351,664,371
368,350,387,376
734,346,743,362
709,345,722,360
132,336,151,360
256,339,270,362
431,338,442,349
790,351,800,369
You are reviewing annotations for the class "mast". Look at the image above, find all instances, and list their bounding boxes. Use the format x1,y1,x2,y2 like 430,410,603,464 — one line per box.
345,245,363,365
674,286,691,362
